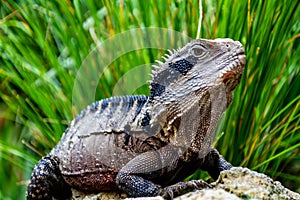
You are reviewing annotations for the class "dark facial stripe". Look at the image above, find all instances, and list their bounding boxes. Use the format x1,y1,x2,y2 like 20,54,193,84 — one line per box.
149,82,165,100
141,111,161,135
141,111,151,127
149,58,196,100
169,58,194,75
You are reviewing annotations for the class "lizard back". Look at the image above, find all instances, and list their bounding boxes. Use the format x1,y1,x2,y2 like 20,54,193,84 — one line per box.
50,95,150,191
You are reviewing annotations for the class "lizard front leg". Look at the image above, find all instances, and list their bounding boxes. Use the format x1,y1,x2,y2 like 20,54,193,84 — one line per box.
116,148,170,197
117,171,211,199
115,145,211,199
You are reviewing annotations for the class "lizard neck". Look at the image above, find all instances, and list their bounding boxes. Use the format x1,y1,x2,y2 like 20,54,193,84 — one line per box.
138,83,231,157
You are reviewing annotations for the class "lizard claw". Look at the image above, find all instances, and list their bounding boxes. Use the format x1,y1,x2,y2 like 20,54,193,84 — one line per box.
160,180,212,199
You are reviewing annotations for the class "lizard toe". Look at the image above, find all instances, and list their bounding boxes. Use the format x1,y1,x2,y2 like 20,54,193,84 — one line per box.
160,180,211,199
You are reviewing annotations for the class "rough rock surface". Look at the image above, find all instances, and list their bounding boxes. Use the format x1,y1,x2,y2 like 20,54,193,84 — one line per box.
174,167,300,200
72,167,300,200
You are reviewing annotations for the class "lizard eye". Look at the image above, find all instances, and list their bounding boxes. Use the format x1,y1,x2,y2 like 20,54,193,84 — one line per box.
190,44,207,58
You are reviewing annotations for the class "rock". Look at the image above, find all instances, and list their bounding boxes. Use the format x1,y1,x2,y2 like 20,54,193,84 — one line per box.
213,167,300,200
71,189,126,200
72,167,300,200
174,189,240,200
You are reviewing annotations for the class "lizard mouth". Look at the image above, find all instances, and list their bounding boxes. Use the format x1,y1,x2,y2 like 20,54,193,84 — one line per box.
222,50,246,91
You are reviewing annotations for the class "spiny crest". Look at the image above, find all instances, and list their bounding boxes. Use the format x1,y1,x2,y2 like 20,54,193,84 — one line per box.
150,47,180,79
149,46,195,101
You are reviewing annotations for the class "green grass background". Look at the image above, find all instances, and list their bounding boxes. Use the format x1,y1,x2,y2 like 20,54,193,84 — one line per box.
0,0,300,199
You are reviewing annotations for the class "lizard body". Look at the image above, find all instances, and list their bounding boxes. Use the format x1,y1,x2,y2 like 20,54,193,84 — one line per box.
27,38,246,199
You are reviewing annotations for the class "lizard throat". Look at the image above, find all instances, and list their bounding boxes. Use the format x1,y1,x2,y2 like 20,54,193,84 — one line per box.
221,53,245,91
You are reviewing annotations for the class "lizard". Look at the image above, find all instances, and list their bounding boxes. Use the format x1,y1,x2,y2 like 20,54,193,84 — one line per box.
26,38,246,199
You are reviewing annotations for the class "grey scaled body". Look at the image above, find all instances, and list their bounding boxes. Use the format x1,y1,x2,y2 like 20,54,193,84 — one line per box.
27,38,246,199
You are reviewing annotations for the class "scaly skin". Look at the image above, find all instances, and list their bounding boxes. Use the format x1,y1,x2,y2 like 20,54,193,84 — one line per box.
27,38,246,199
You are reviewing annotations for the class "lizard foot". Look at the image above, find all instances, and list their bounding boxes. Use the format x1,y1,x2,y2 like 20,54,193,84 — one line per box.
160,179,212,199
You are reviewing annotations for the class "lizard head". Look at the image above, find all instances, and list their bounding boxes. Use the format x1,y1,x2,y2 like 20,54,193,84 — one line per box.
149,38,246,105
140,39,246,154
